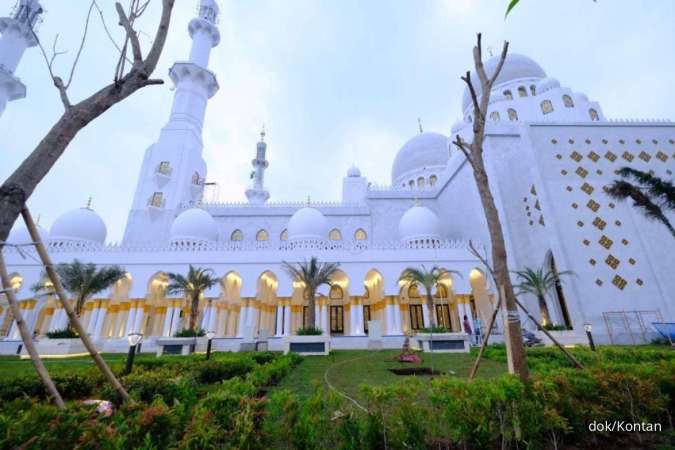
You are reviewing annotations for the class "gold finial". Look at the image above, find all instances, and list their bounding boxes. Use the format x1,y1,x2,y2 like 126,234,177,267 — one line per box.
260,124,266,141
417,117,423,134
85,196,93,210
306,195,311,206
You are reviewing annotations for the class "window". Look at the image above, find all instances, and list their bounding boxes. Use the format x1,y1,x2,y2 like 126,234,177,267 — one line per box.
363,305,371,333
507,108,518,121
417,177,425,187
256,229,268,241
503,90,513,100
429,175,438,186
354,228,367,241
157,161,171,175
435,304,451,329
149,192,163,207
230,229,243,241
329,228,342,241
408,180,415,189
408,283,420,298
589,108,599,121
541,100,554,114
530,85,536,96
490,111,500,121
330,306,344,333
518,86,527,97
409,304,424,330
435,284,448,299
562,95,574,108
280,229,288,241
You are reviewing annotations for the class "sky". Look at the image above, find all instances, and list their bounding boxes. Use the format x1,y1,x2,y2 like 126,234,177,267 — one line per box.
0,0,673,242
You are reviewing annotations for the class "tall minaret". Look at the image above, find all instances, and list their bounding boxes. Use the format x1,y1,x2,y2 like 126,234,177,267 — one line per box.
0,0,43,118
245,127,270,204
122,0,220,245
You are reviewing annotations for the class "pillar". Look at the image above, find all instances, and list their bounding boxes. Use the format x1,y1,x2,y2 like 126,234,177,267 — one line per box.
125,301,137,335
93,303,108,338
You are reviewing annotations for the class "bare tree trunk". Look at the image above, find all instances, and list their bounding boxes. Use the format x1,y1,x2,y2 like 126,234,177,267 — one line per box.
0,252,65,409
307,287,316,330
0,0,175,246
426,293,436,328
22,208,130,402
454,33,529,381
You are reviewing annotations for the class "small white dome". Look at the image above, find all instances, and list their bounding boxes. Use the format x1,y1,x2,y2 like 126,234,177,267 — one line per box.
288,207,328,241
170,208,217,243
347,165,361,177
391,132,449,185
7,224,49,245
398,205,441,242
462,53,546,111
536,77,560,94
50,208,107,244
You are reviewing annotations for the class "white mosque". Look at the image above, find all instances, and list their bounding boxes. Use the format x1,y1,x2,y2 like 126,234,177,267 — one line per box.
1,0,673,353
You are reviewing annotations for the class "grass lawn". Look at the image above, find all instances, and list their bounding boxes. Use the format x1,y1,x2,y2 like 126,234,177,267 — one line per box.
275,349,507,402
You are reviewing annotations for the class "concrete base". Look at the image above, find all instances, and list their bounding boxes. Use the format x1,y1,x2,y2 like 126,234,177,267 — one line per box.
283,335,330,355
21,338,88,357
537,330,589,346
156,337,197,356
415,332,470,353
0,339,22,355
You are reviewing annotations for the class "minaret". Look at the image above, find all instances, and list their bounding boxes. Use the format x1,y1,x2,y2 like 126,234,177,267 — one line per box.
245,127,270,204
0,0,43,118
122,0,220,245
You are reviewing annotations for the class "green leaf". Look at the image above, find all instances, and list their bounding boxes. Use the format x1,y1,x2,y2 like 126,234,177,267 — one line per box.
505,0,520,18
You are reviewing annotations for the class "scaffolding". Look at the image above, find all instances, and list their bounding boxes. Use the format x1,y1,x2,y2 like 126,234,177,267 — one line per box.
602,310,664,345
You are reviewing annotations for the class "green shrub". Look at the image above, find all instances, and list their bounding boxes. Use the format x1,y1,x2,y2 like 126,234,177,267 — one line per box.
175,328,205,337
418,325,450,333
111,370,197,404
0,371,101,402
296,326,323,335
45,328,79,339
250,351,278,365
543,323,569,331
191,358,256,384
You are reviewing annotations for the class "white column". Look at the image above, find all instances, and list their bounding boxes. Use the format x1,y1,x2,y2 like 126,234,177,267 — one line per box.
355,304,365,335
283,304,291,336
349,303,357,335
125,305,137,335
87,307,100,335
422,304,430,328
393,304,402,335
133,304,145,334
207,305,218,334
320,304,329,335
170,306,181,336
237,303,248,337
93,307,108,338
162,307,174,336
0,308,7,335
275,306,283,336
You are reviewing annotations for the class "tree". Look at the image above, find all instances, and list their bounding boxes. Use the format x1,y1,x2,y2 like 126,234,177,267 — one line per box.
166,265,219,332
282,257,340,331
0,0,176,248
605,167,675,238
452,34,529,380
513,265,574,326
34,260,126,319
398,266,454,330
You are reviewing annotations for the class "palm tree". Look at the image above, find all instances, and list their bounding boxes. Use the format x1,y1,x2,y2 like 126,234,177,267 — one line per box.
399,266,456,330
282,257,340,331
34,259,126,319
166,265,220,332
605,167,675,238
513,265,574,326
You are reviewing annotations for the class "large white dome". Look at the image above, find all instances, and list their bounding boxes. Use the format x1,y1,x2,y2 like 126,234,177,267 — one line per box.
50,208,107,244
170,208,217,243
7,224,50,245
398,205,441,243
462,53,546,111
391,132,450,185
288,207,328,241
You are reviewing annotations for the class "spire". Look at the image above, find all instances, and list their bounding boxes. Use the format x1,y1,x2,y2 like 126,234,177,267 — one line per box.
85,196,93,210
307,195,311,206
260,124,266,142
417,117,424,134
246,127,270,205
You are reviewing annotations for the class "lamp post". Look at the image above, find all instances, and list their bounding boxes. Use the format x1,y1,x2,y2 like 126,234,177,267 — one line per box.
124,332,143,374
205,330,215,360
583,323,595,351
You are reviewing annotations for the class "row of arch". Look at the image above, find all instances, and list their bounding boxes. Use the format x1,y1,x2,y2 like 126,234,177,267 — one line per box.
400,174,439,189
231,228,369,242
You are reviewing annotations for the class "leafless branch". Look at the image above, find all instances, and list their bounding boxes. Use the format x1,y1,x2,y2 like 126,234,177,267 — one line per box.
33,33,71,109
115,2,143,63
488,41,510,86
64,1,96,90
460,70,482,122
92,1,133,66
453,135,474,169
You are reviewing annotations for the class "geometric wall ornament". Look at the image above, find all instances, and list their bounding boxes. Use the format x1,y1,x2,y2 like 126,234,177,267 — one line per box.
621,238,629,245
561,169,568,175
656,151,668,162
568,139,575,144
551,139,558,144
636,278,644,286
581,182,594,195
566,186,573,192
614,220,621,226
589,258,597,266
587,151,600,162
576,167,589,178
599,235,613,249
539,215,545,226
577,221,584,227
604,151,617,162
652,139,658,144
534,200,541,210
619,139,625,144
592,216,606,230
570,151,583,162
605,254,620,269
530,185,537,195
621,151,634,162
612,274,627,290
638,151,651,162
595,279,603,286
602,139,608,144
628,258,636,265
571,203,578,209
583,239,590,246
609,202,616,209
587,200,600,212
556,153,563,160
635,139,642,145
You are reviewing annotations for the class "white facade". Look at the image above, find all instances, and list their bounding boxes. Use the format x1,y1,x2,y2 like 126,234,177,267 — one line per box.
2,1,674,351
